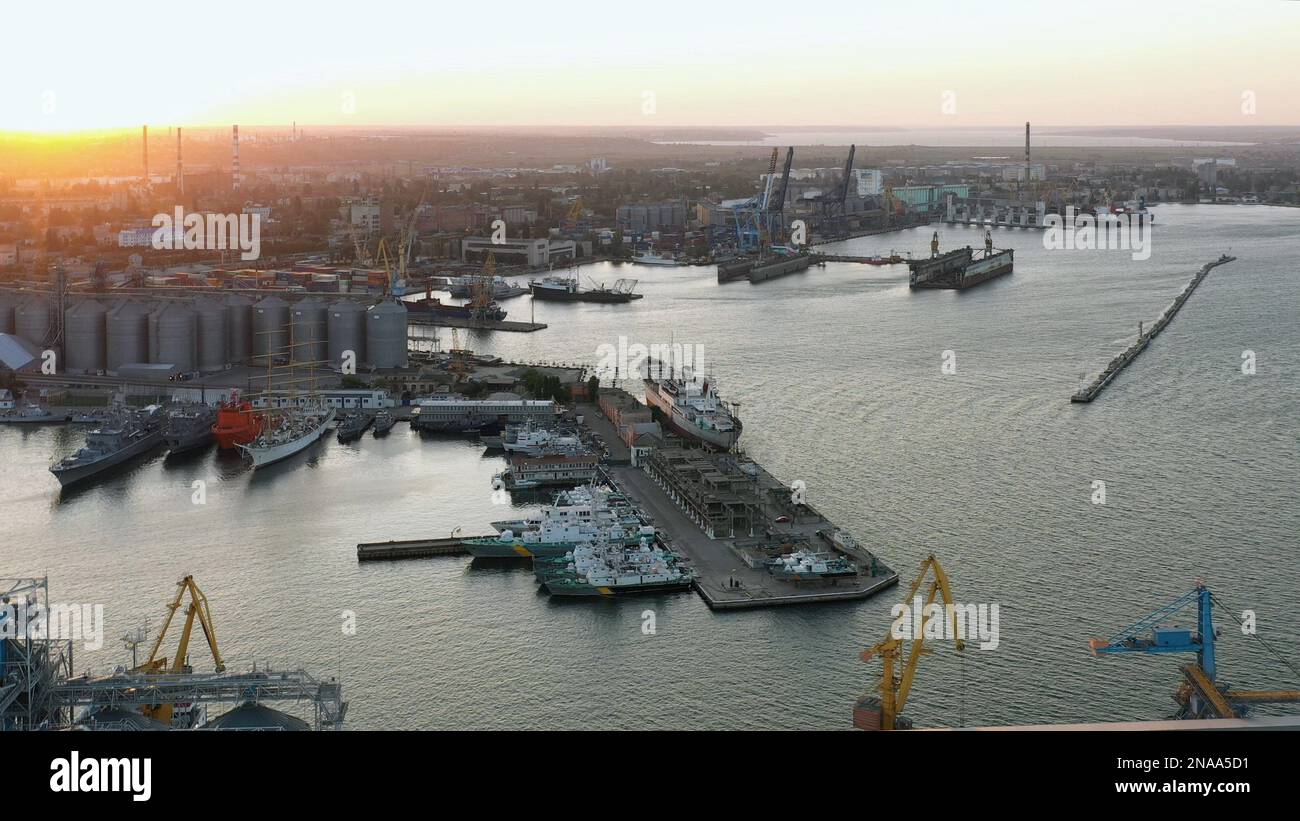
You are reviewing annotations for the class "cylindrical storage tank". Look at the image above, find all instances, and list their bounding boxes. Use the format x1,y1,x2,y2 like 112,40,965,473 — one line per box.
15,295,51,347
252,295,289,365
64,299,107,372
326,299,366,368
0,291,18,335
155,302,197,372
224,294,253,363
147,302,162,363
194,298,228,372
106,300,150,371
290,297,327,366
365,300,407,369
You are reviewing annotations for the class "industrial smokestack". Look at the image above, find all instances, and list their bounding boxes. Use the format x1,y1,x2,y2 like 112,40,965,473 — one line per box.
142,125,149,188
1025,121,1031,185
176,127,184,195
232,124,241,191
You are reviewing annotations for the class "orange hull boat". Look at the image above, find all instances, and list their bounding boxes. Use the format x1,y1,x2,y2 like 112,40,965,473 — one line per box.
212,392,264,449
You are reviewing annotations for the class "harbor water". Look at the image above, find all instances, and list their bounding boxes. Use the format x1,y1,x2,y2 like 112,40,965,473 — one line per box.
3,204,1298,729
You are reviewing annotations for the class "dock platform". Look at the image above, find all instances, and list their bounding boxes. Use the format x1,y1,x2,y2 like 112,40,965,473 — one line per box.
356,536,489,561
406,315,547,333
607,460,898,610
1072,255,1237,403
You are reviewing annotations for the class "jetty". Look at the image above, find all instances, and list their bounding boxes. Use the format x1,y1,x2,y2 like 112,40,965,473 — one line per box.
1072,255,1237,403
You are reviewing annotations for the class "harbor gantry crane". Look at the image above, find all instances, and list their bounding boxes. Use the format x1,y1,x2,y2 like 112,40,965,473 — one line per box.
1090,584,1300,720
133,575,225,725
856,554,964,730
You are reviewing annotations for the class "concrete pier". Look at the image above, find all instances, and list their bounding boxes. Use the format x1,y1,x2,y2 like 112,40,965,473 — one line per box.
607,457,898,610
356,536,489,561
1072,255,1237,403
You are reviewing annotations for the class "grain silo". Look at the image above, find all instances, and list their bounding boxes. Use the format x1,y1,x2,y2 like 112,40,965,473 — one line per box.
290,297,327,366
64,299,107,372
365,300,407,369
252,294,289,365
146,302,161,363
14,295,52,347
106,300,150,371
155,302,197,372
194,298,228,372
224,293,253,363
0,291,18,334
326,299,365,369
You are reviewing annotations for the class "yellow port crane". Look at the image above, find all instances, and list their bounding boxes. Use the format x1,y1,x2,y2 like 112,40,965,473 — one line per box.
133,575,225,725
856,554,964,730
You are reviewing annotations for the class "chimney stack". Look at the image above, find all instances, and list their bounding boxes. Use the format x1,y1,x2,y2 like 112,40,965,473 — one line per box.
232,124,241,191
142,125,149,188
176,127,184,195
1025,121,1031,185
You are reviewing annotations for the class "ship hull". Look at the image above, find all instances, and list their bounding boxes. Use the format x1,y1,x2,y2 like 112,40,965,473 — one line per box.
466,535,645,559
239,409,336,468
544,578,695,596
164,430,214,454
529,285,639,303
51,430,165,488
643,381,741,451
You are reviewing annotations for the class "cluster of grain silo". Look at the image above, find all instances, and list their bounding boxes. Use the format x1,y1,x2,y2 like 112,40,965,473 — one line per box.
365,301,408,369
0,289,409,374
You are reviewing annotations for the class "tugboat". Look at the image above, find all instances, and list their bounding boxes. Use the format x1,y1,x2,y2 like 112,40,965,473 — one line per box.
372,410,396,437
164,404,218,454
335,412,373,443
50,406,166,487
212,390,264,450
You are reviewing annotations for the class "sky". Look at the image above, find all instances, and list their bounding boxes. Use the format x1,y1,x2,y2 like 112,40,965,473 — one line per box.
2,0,1297,132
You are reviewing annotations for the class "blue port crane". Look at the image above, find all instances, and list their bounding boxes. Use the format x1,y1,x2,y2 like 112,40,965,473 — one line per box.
1089,584,1300,720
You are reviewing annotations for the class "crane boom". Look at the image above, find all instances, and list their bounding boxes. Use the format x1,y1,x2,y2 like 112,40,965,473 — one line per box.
857,554,963,730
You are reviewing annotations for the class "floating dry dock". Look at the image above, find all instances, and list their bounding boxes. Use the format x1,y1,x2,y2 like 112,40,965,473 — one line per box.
405,314,547,333
1072,255,1237,403
717,254,814,284
607,452,898,610
908,246,1013,289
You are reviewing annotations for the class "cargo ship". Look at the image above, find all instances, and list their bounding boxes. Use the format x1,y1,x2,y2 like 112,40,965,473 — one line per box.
212,391,264,450
50,406,165,487
163,404,217,454
642,365,741,451
405,284,505,321
529,274,642,303
908,231,1013,290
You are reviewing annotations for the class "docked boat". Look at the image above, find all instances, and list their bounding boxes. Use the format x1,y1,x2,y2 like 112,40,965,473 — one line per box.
642,365,742,451
405,284,505,320
466,489,653,557
630,249,686,267
486,420,579,456
335,413,373,443
372,410,396,437
164,404,217,454
766,549,857,580
0,403,66,424
50,406,165,488
445,276,528,300
212,390,264,450
529,275,643,303
238,405,336,468
537,536,697,597
494,449,599,490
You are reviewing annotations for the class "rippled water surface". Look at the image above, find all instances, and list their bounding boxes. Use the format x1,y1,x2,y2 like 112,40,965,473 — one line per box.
4,204,1298,729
